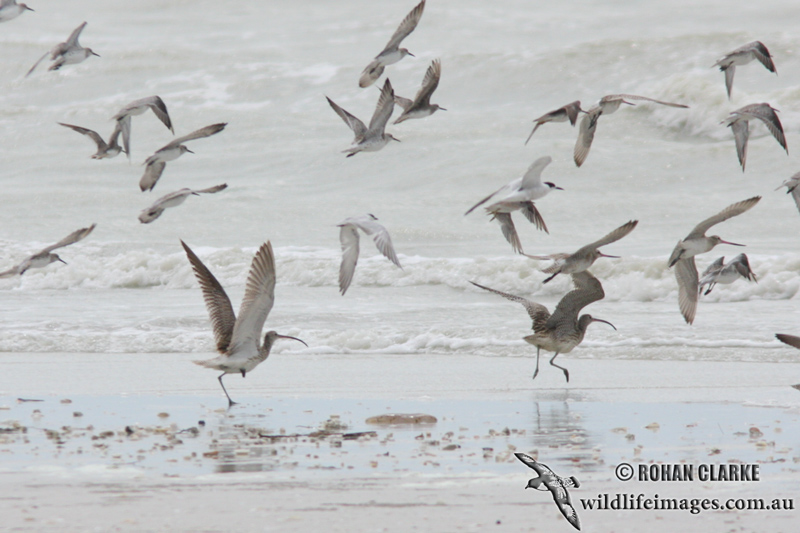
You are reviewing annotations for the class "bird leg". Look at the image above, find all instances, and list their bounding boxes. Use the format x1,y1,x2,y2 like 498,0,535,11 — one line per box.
549,352,569,382
218,372,237,407
532,347,541,380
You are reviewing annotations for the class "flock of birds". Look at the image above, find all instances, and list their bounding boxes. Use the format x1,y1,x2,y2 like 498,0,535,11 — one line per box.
2,1,800,402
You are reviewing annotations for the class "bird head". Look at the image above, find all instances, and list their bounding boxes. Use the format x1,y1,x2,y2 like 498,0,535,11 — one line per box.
525,477,545,490
544,182,564,191
400,48,414,58
579,314,616,331
51,253,67,265
709,235,744,247
388,134,401,143
86,48,100,58
263,331,308,349
431,104,447,112
21,3,34,11
180,145,195,155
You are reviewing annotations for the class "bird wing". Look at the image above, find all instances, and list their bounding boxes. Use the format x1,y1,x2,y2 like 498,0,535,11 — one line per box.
752,41,777,73
519,156,553,191
147,96,174,133
523,253,570,274
464,182,509,216
724,66,736,99
752,106,787,151
574,106,601,167
326,97,367,139
470,282,550,327
58,123,108,151
564,101,583,125
776,334,800,350
790,186,800,215
338,224,361,295
181,240,236,353
162,123,227,150
367,79,395,135
574,220,638,255
494,212,522,253
686,196,760,239
353,216,401,268
547,271,605,329
731,253,756,282
549,479,581,531
729,119,749,170
381,0,425,53
413,58,441,106
520,202,548,233
65,21,88,48
393,95,414,111
675,257,698,324
228,242,277,354
38,223,96,254
605,93,689,108
699,256,725,279
117,115,132,158
139,161,167,192
25,51,50,78
194,183,228,195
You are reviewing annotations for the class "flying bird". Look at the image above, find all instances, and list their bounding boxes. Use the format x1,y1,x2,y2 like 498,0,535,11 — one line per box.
471,271,615,382
58,122,124,159
713,41,776,99
359,0,425,88
112,96,174,159
0,224,96,278
525,220,638,283
138,184,227,224
26,21,98,77
465,156,561,254
183,240,307,406
574,94,689,167
515,453,581,531
525,101,584,145
722,103,787,171
668,196,760,324
0,0,33,23
775,172,800,214
139,123,227,192
337,214,402,295
327,79,399,157
393,59,445,124
697,254,757,296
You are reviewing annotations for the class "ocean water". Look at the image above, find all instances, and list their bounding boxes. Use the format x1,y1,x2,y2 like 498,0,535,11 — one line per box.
1,1,800,375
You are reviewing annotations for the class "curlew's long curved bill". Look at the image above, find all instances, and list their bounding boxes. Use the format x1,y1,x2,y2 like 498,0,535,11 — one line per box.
277,334,308,347
592,318,616,330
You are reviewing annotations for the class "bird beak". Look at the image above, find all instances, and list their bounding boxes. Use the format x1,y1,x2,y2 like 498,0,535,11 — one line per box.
598,252,620,258
185,148,195,154
554,186,564,190
91,51,101,57
439,107,447,111
719,239,745,247
277,335,308,347
407,51,415,57
592,318,616,330
57,258,67,265
25,6,34,11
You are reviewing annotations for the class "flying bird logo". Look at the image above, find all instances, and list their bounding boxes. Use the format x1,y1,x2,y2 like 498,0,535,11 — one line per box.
515,453,581,531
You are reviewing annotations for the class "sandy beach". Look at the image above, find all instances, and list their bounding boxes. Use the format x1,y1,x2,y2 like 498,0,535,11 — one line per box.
2,354,799,532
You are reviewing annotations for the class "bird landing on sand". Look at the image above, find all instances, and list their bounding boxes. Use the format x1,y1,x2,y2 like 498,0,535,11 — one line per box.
182,240,307,407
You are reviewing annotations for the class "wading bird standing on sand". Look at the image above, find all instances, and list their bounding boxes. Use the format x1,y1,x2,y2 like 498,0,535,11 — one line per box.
525,220,638,283
668,196,760,324
471,271,615,382
182,240,307,407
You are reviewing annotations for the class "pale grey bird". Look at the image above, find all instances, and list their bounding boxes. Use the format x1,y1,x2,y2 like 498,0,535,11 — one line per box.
183,240,307,407
776,333,800,391
337,214,402,295
0,0,33,22
138,184,227,224
0,224,96,278
713,41,776,99
525,220,638,284
139,123,227,192
525,101,585,145
58,122,124,159
697,254,757,295
393,59,445,124
668,196,760,324
775,171,800,214
112,96,174,159
26,22,98,77
723,103,787,171
465,156,562,254
327,79,399,157
471,271,615,382
515,453,581,531
574,94,689,167
359,0,425,88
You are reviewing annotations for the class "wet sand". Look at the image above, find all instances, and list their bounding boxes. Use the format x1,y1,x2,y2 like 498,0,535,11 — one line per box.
1,353,799,531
